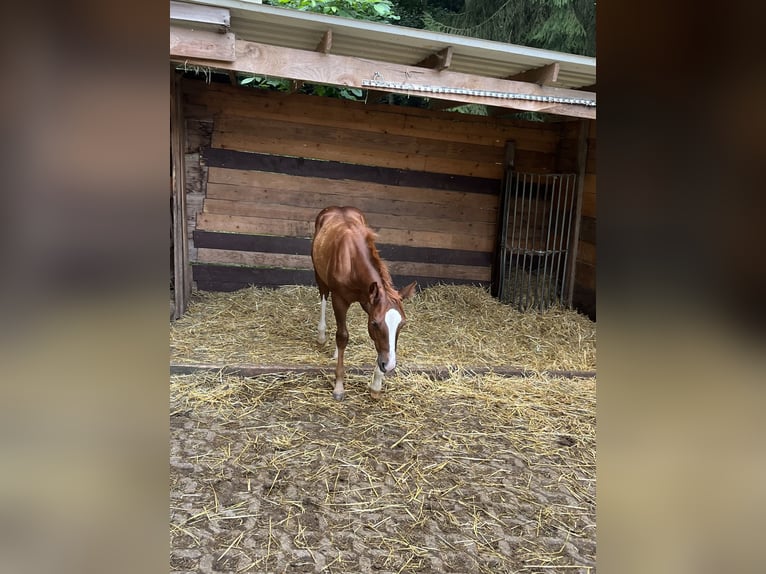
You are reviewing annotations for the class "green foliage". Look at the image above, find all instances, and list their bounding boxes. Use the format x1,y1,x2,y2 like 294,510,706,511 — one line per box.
264,0,400,22
420,0,595,57
238,74,366,101
239,75,291,90
306,84,365,100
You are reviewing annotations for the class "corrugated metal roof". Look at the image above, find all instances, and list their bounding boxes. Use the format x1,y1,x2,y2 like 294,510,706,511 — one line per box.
178,0,596,90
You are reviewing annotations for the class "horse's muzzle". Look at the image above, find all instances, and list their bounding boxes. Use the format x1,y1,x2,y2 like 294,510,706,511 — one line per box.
378,355,396,373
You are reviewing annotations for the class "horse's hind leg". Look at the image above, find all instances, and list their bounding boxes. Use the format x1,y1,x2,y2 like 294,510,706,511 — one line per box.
316,278,330,345
317,294,328,345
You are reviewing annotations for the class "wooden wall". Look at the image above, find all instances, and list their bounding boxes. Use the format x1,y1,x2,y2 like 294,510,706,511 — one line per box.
181,77,566,293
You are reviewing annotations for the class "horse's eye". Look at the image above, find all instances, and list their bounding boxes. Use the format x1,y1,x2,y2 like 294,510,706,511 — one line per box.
371,320,378,329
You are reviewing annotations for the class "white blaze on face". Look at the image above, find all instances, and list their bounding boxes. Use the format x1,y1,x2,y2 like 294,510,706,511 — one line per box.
383,308,402,371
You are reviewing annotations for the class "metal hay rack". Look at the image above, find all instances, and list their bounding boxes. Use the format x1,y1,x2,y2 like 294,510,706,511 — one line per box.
497,171,578,311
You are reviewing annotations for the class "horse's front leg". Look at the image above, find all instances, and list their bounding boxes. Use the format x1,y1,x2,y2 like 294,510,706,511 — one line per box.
369,365,385,400
331,299,349,400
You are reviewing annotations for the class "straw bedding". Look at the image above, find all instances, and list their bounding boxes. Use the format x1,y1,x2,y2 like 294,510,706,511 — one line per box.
170,284,596,572
170,369,596,572
170,284,596,373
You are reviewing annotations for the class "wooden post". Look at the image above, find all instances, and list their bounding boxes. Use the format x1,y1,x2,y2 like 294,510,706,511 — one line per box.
171,71,190,320
492,141,515,298
565,119,590,306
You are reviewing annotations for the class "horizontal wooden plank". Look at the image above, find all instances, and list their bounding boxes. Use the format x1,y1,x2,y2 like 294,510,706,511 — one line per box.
183,80,563,151
215,110,504,163
193,231,494,267
196,248,490,282
206,167,498,214
212,130,503,179
197,212,312,237
197,248,313,269
216,115,503,168
388,260,490,282
203,148,501,195
202,198,495,238
196,213,495,251
207,181,498,224
193,263,489,292
170,26,235,62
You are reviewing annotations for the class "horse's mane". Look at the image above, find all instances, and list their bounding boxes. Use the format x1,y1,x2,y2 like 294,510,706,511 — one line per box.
363,228,401,302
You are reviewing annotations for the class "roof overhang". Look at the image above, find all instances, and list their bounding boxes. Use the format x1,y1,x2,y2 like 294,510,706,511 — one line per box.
170,0,596,119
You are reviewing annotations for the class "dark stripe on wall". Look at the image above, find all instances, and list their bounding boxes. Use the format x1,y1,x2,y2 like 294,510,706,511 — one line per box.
193,265,315,289
194,231,494,267
193,264,489,292
194,230,311,255
203,147,501,195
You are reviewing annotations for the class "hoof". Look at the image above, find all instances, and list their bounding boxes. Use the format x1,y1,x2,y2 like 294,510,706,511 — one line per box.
317,335,326,345
332,391,345,401
369,390,382,400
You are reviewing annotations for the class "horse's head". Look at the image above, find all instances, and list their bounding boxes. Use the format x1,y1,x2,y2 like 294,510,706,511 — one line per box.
367,280,417,373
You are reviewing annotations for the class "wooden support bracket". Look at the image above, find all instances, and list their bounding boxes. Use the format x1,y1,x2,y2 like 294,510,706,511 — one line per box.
415,46,453,71
316,29,333,53
507,62,560,85
171,25,236,62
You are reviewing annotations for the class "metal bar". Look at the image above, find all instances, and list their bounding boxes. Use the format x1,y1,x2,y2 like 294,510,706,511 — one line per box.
521,173,533,310
531,174,542,311
552,175,565,305
510,172,523,307
496,142,515,301
360,79,596,107
541,175,557,308
552,175,569,303
559,175,576,301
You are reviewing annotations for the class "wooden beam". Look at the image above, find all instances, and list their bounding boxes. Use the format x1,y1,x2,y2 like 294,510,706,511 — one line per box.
171,25,236,62
315,29,332,53
566,119,591,306
170,1,230,30
362,46,452,105
171,72,191,320
507,62,560,85
170,37,596,119
415,46,453,70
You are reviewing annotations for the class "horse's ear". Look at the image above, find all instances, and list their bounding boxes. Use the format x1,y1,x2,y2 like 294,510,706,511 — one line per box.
369,281,381,305
399,281,417,301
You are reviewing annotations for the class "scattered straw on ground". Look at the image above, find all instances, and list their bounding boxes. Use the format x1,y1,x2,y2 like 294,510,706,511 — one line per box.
170,369,596,573
170,285,596,373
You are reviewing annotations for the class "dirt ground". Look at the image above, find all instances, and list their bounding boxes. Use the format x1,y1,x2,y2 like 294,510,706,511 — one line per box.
170,370,596,573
